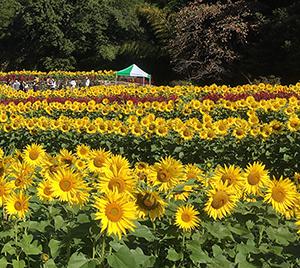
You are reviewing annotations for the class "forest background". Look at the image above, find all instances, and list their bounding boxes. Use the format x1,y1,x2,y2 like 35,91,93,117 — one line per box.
0,0,299,85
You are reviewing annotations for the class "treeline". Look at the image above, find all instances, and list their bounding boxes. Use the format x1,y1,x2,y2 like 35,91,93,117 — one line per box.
0,0,299,85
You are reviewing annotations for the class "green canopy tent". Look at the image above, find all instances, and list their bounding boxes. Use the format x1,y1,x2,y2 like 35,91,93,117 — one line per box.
116,64,151,85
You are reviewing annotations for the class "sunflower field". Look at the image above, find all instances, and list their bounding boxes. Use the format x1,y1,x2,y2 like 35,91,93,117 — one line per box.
0,82,300,267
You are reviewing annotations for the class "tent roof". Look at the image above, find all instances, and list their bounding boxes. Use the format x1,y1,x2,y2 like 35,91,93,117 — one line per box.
116,64,151,78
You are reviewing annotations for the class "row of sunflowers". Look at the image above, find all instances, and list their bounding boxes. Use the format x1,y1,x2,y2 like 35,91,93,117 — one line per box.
0,143,300,267
0,82,300,267
0,70,115,83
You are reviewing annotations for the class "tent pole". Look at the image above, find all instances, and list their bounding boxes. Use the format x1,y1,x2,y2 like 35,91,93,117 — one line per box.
115,73,118,84
142,77,145,86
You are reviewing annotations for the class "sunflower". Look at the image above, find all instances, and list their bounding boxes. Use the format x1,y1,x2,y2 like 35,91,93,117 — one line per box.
10,161,35,190
168,185,194,201
184,164,204,183
98,161,136,193
23,143,46,167
134,167,157,185
212,164,243,194
93,191,137,239
152,156,184,192
76,144,91,159
175,204,200,231
50,168,89,204
135,190,166,221
5,192,30,219
103,155,130,173
242,162,270,195
40,155,60,178
287,115,300,132
87,149,111,173
264,177,298,217
37,180,55,202
204,182,239,220
57,149,75,167
0,177,13,207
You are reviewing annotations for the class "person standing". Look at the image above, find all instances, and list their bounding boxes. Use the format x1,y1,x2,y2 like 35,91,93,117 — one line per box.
33,76,39,91
85,77,90,87
70,79,76,89
13,79,21,90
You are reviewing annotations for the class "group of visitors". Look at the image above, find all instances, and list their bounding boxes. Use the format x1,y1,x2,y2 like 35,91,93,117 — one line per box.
6,76,91,91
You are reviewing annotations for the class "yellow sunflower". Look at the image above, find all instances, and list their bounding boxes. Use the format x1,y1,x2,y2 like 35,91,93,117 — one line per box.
93,191,137,239
0,177,13,207
57,149,75,167
87,149,111,173
76,144,91,159
50,168,89,204
5,192,30,219
152,156,184,192
10,161,35,190
184,164,204,183
204,182,239,220
37,180,54,202
135,190,166,221
98,160,136,193
40,155,60,178
23,143,46,167
264,177,298,217
175,204,200,231
168,185,194,201
212,164,243,194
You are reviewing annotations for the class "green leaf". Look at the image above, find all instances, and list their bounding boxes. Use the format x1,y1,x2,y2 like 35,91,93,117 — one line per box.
77,214,90,223
19,234,42,255
131,224,155,241
187,240,211,264
266,226,296,246
212,245,223,257
107,246,137,268
54,215,65,230
44,259,57,268
1,243,15,255
49,239,60,259
12,260,26,268
67,252,89,268
0,257,8,268
167,248,182,262
130,247,155,267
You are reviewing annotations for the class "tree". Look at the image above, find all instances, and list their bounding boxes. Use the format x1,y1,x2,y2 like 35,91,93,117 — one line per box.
238,0,300,84
168,0,260,83
0,0,144,70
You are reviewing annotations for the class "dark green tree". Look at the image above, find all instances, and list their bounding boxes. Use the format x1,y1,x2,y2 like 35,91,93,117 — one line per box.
0,0,144,70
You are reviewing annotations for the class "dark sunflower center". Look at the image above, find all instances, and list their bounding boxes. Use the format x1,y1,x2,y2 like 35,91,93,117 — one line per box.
271,186,286,202
14,201,23,211
59,179,72,191
157,170,169,182
29,150,39,160
105,203,123,222
108,178,125,192
247,171,261,185
181,212,191,222
221,173,234,185
211,191,229,209
43,186,53,196
93,155,104,168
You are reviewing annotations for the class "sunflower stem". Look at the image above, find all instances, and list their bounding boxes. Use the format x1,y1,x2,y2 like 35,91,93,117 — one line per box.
99,233,106,264
181,233,186,258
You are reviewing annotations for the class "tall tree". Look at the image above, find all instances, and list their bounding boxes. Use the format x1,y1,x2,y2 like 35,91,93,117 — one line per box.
0,0,144,70
168,0,260,83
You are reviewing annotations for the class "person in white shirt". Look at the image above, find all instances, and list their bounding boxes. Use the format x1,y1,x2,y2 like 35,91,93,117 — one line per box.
85,77,90,87
70,79,76,88
13,79,21,90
